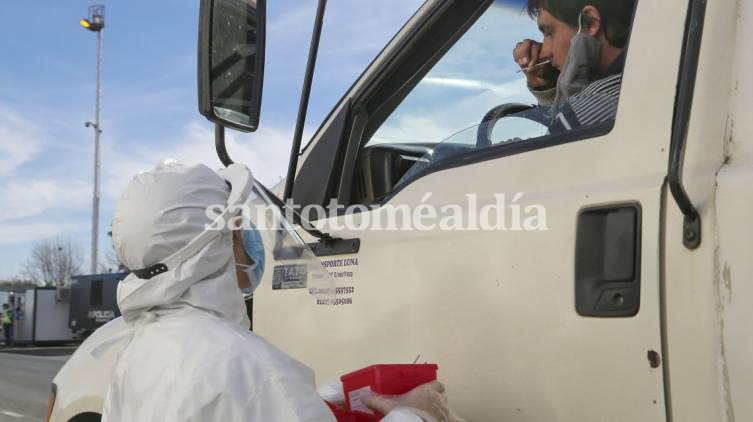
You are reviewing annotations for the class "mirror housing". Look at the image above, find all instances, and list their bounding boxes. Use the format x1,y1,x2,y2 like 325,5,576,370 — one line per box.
198,0,266,132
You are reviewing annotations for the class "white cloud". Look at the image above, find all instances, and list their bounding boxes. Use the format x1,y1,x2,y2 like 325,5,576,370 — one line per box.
0,104,93,240
422,77,494,90
0,103,91,259
225,126,300,186
422,77,531,98
269,0,422,55
321,0,424,55
0,222,84,246
108,88,189,115
0,103,41,175
101,121,297,201
0,179,91,222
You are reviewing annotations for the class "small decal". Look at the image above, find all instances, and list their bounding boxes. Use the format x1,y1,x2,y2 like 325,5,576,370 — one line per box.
348,385,375,415
272,264,308,290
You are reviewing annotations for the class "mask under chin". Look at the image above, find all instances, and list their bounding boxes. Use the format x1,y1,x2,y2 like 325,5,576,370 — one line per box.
551,33,602,119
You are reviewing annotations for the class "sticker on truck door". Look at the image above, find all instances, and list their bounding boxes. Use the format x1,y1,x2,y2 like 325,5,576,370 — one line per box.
316,258,360,306
272,264,308,290
273,258,360,306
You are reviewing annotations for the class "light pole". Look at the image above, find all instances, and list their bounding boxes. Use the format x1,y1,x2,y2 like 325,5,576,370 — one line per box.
80,5,105,274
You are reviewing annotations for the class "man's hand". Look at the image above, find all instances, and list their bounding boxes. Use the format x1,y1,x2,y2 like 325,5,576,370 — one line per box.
513,39,556,89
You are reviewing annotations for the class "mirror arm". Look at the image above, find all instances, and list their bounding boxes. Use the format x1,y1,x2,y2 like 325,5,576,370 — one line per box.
215,124,234,166
283,0,328,202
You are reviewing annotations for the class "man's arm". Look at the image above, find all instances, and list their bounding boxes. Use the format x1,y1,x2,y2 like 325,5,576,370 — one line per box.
530,85,556,106
513,39,558,106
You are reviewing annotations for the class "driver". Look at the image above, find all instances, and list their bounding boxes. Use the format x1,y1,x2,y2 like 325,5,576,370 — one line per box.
513,0,636,132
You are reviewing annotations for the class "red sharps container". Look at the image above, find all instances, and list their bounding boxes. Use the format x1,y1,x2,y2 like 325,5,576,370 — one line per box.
340,364,439,418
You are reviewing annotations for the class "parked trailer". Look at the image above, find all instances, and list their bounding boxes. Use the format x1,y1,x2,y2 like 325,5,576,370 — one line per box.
1,288,75,345
69,273,126,338
0,289,26,344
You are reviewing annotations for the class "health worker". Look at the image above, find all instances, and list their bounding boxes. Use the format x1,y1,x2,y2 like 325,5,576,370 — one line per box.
101,160,454,422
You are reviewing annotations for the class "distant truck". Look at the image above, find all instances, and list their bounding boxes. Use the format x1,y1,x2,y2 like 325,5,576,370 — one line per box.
68,273,126,338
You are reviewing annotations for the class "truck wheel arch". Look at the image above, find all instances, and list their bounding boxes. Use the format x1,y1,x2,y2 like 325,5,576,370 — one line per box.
68,412,101,422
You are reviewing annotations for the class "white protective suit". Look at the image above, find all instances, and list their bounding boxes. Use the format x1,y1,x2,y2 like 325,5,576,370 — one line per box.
101,161,431,422
102,161,335,421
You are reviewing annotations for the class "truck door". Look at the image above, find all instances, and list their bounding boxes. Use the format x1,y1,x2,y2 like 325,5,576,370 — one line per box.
254,0,690,419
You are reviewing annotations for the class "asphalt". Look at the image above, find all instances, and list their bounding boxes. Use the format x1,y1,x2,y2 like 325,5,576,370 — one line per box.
0,347,74,422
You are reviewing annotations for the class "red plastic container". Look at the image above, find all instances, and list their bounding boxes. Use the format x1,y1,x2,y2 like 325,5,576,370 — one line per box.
325,401,381,422
340,364,439,416
325,401,355,422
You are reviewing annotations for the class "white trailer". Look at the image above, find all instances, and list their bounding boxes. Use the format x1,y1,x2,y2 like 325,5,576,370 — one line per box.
6,288,75,344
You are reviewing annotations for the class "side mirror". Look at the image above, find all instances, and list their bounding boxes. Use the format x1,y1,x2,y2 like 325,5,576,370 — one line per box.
198,0,266,132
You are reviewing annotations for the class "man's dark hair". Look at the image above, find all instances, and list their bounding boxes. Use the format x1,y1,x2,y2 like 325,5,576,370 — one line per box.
526,0,636,48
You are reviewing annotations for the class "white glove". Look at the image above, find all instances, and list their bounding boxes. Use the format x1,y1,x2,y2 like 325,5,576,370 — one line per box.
364,381,465,422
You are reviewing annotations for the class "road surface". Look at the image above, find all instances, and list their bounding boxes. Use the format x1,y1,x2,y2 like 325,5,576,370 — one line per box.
0,347,74,422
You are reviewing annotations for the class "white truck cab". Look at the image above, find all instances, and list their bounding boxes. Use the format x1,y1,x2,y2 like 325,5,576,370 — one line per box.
50,0,753,420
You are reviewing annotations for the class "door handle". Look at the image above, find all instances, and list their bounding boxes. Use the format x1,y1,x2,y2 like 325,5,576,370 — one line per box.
575,204,642,317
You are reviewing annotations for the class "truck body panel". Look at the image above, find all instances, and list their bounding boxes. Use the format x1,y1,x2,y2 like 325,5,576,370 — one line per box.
256,0,695,419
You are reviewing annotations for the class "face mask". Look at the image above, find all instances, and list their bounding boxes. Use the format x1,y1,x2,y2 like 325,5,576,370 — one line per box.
551,11,602,120
237,263,261,295
237,224,266,295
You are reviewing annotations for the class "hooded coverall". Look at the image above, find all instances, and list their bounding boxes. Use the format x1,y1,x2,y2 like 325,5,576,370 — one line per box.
101,161,434,422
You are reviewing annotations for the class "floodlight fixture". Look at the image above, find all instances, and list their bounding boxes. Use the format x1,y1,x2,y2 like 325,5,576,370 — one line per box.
80,5,105,32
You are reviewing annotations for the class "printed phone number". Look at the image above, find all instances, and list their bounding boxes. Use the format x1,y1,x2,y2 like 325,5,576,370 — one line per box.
318,297,353,306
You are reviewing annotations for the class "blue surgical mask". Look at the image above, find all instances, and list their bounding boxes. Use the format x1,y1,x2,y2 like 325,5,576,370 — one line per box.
237,224,265,295
237,263,261,295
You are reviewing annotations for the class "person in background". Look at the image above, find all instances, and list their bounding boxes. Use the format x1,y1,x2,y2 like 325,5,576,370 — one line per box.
101,160,459,422
2,303,13,346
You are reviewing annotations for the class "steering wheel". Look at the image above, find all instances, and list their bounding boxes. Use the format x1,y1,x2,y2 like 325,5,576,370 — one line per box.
476,103,536,148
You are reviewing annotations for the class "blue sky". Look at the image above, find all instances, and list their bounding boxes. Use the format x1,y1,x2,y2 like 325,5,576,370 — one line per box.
0,0,426,277
0,0,539,278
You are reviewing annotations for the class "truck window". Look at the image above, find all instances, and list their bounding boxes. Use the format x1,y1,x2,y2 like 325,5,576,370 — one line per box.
351,0,635,203
366,4,540,149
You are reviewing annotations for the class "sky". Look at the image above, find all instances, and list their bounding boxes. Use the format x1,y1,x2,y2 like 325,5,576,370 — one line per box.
0,0,539,279
0,0,428,277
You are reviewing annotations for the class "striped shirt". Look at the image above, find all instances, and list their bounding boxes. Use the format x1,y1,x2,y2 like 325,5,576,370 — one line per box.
549,73,623,133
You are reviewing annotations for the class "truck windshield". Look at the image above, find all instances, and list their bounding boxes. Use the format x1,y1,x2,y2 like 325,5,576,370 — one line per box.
365,2,539,148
